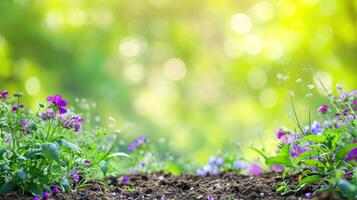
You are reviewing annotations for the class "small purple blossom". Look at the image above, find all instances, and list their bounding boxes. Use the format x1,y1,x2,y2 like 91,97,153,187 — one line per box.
71,171,80,182
275,128,291,143
119,176,130,183
209,156,223,166
305,193,312,198
33,196,40,200
196,169,207,176
19,119,30,134
317,104,329,114
271,164,284,173
344,148,357,162
290,144,308,158
207,195,214,200
233,160,249,170
41,110,55,120
47,95,68,114
60,115,83,132
0,90,8,99
51,186,61,194
42,192,50,199
12,105,24,112
306,121,323,135
128,136,147,151
343,170,353,180
248,164,263,175
84,160,91,165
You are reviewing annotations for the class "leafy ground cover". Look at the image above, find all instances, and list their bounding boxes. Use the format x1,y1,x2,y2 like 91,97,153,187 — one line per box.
0,85,356,200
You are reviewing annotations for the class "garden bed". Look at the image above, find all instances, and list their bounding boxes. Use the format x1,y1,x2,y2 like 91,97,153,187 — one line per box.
0,172,337,200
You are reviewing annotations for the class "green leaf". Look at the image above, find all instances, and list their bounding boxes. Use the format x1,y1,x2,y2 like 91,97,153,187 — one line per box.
335,143,357,161
59,139,81,153
100,160,108,175
42,142,60,163
294,150,319,164
0,149,4,157
107,152,130,158
0,182,15,195
297,175,322,187
302,159,325,168
266,155,292,167
16,169,27,181
337,180,357,197
301,135,326,143
61,178,71,192
28,183,42,196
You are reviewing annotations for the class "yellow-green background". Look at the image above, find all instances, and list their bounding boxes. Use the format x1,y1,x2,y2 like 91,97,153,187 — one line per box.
0,0,356,164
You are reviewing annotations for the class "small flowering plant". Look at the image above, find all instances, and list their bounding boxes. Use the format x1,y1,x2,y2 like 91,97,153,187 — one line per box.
0,90,124,199
265,86,357,199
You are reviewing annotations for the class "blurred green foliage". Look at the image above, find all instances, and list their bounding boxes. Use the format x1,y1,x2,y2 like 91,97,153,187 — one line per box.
0,0,356,164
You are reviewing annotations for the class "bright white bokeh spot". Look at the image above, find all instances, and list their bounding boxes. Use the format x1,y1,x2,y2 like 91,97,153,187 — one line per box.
163,58,187,81
118,37,144,58
243,34,263,55
313,71,332,95
250,1,275,22
265,39,284,60
45,10,64,30
259,88,277,108
25,76,40,96
124,64,145,84
231,13,252,34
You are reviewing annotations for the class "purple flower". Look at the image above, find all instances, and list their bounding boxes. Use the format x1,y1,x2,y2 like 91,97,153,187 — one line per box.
19,119,30,134
60,115,83,132
248,164,263,175
119,176,130,183
47,95,68,114
233,160,249,170
51,186,61,194
275,128,291,143
196,169,207,176
318,104,329,114
290,144,308,158
41,110,55,120
0,90,8,99
12,105,24,112
84,160,91,165
42,192,50,199
343,170,353,180
344,148,357,162
71,171,80,182
310,121,323,135
209,156,223,166
128,136,147,151
305,193,312,198
207,195,214,200
271,164,284,173
33,196,40,200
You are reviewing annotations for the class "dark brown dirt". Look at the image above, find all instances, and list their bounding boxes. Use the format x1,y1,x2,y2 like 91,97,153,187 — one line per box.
0,172,340,200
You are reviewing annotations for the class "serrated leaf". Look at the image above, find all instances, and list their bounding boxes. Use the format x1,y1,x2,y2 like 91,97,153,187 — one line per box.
0,182,15,195
294,150,319,164
42,142,60,163
301,135,326,143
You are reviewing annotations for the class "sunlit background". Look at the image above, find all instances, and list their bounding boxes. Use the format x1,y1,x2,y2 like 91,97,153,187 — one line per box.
0,0,356,164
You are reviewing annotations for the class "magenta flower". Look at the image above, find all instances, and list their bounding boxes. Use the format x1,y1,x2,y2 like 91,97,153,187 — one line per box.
248,164,263,175
317,104,329,114
275,128,291,143
290,144,308,158
42,192,50,199
60,115,83,132
71,171,80,182
271,164,284,173
33,196,40,200
0,90,8,99
84,160,91,165
207,195,214,200
119,176,130,183
47,95,68,114
344,148,357,162
51,186,61,194
128,136,147,151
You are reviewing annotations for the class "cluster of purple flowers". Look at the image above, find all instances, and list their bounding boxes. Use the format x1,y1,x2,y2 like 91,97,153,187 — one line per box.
19,119,31,134
0,90,8,99
128,136,147,151
47,95,68,114
33,186,60,200
59,115,84,132
196,156,223,176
